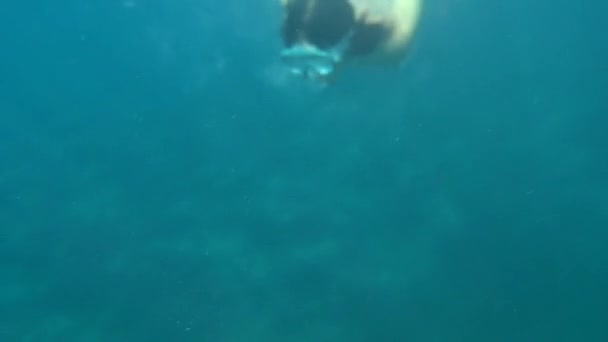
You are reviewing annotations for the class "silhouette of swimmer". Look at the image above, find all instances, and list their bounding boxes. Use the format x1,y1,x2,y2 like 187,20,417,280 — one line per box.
279,0,422,82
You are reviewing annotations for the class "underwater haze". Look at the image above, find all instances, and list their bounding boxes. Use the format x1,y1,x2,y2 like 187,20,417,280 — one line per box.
1,0,607,341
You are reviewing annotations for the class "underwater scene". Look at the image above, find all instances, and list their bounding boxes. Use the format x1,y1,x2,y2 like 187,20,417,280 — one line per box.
1,0,606,341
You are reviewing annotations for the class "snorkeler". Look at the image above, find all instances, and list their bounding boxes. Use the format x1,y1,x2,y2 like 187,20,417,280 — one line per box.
278,0,422,83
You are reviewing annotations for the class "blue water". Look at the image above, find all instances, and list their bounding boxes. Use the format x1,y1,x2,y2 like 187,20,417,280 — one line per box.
1,0,607,341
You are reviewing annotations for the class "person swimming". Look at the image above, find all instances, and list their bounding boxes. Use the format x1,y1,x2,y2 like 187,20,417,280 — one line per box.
278,0,422,83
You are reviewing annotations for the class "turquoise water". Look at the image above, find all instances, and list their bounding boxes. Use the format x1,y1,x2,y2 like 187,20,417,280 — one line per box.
1,1,607,341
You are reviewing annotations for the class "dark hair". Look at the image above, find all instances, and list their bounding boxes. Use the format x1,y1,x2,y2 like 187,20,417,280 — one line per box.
282,0,309,47
282,0,355,49
347,19,391,57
